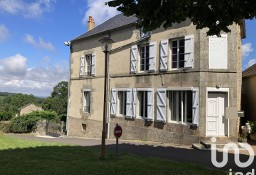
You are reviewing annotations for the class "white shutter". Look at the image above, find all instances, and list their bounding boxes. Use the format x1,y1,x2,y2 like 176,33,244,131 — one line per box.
91,53,96,76
147,89,154,120
130,45,138,73
110,89,117,115
126,89,133,118
185,35,194,68
132,89,137,118
156,89,166,122
209,34,228,69
160,40,168,71
149,42,157,71
79,56,85,77
192,88,199,125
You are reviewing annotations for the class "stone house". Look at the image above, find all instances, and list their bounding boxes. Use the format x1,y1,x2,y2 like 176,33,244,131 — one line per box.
66,14,245,144
242,63,256,122
19,103,43,115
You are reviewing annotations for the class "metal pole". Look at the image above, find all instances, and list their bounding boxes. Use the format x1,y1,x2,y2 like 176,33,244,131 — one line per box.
116,137,118,160
100,50,109,160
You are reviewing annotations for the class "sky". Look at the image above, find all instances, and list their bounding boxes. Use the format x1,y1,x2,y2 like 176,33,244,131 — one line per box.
0,0,255,97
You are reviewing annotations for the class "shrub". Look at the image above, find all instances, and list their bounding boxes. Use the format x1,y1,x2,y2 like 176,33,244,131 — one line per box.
0,112,14,121
0,121,11,133
9,111,59,133
248,121,256,134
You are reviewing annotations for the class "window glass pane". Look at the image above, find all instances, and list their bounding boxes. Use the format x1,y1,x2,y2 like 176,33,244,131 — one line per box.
144,91,148,118
179,39,185,47
83,91,90,113
172,48,177,55
186,91,193,123
172,41,177,48
179,54,184,68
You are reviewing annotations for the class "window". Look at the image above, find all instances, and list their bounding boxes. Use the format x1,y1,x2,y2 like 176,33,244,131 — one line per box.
117,91,127,116
138,91,148,118
171,39,185,69
83,90,91,113
79,54,95,77
85,55,92,76
168,91,192,123
139,45,150,71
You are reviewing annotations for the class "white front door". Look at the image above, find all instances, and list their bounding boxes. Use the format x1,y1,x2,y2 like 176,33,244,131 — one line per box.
206,93,228,136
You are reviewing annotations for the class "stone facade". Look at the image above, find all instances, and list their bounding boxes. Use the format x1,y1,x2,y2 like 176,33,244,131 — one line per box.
67,15,244,144
19,104,43,115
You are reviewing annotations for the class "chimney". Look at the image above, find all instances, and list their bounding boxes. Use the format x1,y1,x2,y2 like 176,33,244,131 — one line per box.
88,16,95,31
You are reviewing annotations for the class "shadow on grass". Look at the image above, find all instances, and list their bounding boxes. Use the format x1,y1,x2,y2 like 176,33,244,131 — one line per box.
0,141,255,175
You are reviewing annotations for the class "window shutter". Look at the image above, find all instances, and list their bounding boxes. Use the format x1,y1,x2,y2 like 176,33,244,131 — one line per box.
110,89,117,115
192,88,199,125
126,88,133,118
156,89,166,123
160,40,168,71
149,42,157,71
132,88,137,118
79,55,85,77
184,35,194,68
91,53,96,76
147,89,154,120
130,45,138,73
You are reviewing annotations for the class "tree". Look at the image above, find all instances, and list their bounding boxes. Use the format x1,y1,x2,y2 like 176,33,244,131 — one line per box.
43,81,68,117
107,0,256,36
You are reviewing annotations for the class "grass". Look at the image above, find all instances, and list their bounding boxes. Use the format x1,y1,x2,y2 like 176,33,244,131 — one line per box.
0,134,226,175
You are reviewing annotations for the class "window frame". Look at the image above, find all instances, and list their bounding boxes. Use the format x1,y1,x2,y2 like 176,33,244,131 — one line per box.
117,90,127,116
139,44,150,72
167,90,193,124
170,38,185,70
83,89,91,114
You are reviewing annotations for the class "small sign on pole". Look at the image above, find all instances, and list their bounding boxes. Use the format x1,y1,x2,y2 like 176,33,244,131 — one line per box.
114,124,122,159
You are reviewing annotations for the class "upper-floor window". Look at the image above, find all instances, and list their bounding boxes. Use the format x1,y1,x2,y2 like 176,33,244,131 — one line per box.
130,42,156,73
79,54,96,78
159,35,194,71
139,45,150,71
171,39,185,69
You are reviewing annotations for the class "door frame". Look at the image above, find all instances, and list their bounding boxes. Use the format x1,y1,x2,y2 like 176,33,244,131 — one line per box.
206,87,229,137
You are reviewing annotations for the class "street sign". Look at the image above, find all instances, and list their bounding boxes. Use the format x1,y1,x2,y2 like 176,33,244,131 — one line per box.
114,124,122,138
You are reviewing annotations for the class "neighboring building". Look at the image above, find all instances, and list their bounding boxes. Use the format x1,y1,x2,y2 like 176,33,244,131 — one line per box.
19,103,43,115
67,14,245,144
242,63,256,122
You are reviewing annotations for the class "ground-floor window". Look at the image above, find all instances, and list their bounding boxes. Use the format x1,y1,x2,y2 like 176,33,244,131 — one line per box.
138,91,148,118
83,90,91,113
117,91,127,116
167,91,192,123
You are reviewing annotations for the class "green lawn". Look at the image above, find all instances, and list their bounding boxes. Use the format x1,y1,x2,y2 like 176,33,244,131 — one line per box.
0,134,225,175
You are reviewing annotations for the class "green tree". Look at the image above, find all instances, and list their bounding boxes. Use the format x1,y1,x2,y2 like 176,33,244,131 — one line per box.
107,0,256,36
43,81,68,117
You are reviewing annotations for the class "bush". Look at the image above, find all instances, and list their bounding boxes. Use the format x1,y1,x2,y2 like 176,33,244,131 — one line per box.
248,121,256,134
0,121,11,133
9,111,59,133
0,112,14,121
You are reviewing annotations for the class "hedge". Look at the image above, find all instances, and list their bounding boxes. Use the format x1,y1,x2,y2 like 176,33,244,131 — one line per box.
8,111,58,133
0,112,13,121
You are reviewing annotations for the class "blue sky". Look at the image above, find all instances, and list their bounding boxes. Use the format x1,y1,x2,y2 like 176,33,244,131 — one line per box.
0,0,255,97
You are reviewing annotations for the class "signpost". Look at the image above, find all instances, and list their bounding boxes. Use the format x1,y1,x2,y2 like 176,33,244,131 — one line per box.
114,124,122,159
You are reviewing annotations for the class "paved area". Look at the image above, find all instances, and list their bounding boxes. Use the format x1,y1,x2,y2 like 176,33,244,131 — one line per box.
7,134,256,173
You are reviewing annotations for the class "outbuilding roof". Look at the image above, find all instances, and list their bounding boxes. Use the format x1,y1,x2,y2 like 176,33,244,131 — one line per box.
242,63,256,78
72,14,138,42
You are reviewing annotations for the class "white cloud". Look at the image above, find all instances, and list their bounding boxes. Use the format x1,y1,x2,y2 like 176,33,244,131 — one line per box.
82,0,120,26
0,54,68,97
242,43,253,58
24,34,55,52
0,0,55,19
245,58,256,68
0,24,10,42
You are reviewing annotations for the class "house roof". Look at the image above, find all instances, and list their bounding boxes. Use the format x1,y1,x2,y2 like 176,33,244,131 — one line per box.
18,103,42,111
242,63,256,78
71,14,138,42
